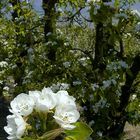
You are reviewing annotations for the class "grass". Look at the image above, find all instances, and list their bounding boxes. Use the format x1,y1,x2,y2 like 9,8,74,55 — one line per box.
122,122,140,140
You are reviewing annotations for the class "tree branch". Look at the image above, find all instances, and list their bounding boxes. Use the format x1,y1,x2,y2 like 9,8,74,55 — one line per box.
119,54,140,112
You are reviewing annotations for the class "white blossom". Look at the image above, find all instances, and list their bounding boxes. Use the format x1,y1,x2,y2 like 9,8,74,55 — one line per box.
10,93,35,116
3,86,10,91
116,89,122,97
87,0,101,3
0,61,8,68
102,80,111,89
35,87,57,112
131,10,140,19
118,60,128,68
112,17,119,26
92,98,110,113
53,105,80,130
97,131,102,137
106,60,128,71
57,8,63,13
78,57,90,66
20,0,30,3
46,41,57,46
51,83,63,92
111,79,117,85
46,32,52,36
132,94,137,100
64,42,69,46
59,83,69,90
29,90,41,104
56,90,76,107
27,48,34,54
63,61,71,68
56,29,63,35
51,83,69,92
135,22,140,31
116,13,128,19
73,80,82,86
89,120,95,127
4,114,26,140
91,83,99,91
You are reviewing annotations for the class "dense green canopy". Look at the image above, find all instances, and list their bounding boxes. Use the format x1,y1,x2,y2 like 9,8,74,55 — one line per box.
0,0,140,139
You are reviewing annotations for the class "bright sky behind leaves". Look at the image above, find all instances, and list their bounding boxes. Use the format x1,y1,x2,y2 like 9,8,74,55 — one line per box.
32,0,140,14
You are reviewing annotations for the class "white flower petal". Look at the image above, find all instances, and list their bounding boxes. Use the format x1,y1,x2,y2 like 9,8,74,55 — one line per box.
10,93,35,116
53,105,80,130
4,114,26,140
29,90,41,102
56,90,76,107
35,87,57,112
61,123,76,130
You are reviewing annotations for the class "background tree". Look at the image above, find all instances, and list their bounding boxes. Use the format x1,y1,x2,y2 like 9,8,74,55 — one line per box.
0,0,140,139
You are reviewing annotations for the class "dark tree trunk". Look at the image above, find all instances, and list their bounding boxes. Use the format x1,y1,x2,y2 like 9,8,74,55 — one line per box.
94,22,104,67
0,96,10,140
87,1,140,139
93,5,114,69
104,54,140,139
42,0,58,62
119,54,140,112
43,0,56,39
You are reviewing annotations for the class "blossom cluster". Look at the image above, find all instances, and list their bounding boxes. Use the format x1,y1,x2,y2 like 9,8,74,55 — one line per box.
87,0,101,3
106,60,128,71
0,61,8,68
4,87,80,140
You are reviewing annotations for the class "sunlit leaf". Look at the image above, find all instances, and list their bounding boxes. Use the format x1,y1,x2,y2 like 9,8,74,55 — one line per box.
64,122,93,140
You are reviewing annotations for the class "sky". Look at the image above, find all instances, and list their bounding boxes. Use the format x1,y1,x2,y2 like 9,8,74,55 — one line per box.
132,2,140,11
32,0,43,14
32,0,140,14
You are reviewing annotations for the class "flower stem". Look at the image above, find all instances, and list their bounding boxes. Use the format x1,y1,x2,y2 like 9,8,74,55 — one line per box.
38,128,64,140
39,111,47,132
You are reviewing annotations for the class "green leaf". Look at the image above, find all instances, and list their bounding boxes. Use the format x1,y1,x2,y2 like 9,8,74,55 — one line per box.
64,137,74,140
64,122,93,140
114,0,120,7
126,69,133,78
20,137,33,140
38,128,64,140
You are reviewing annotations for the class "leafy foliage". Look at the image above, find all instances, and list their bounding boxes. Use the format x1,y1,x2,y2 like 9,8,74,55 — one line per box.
65,122,93,140
1,0,140,140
